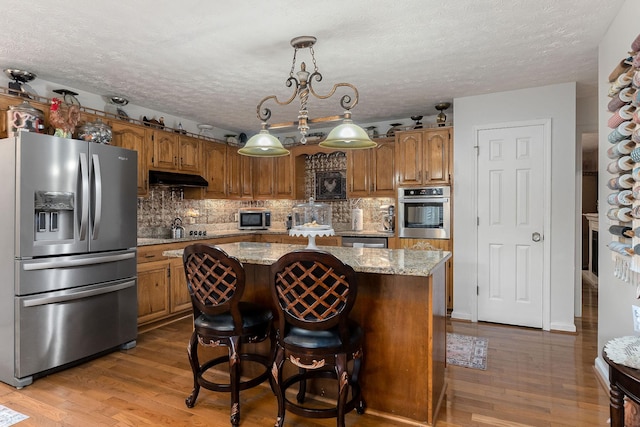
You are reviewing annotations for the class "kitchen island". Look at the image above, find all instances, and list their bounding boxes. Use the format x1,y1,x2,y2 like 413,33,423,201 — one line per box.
164,242,450,426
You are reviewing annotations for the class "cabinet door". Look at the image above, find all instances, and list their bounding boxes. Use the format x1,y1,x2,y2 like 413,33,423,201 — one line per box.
178,135,201,172
227,148,253,199
396,238,453,310
395,130,423,186
347,149,371,197
137,260,170,325
152,130,179,170
274,155,293,198
253,157,275,198
371,141,395,196
111,122,148,195
170,258,191,313
203,141,227,198
424,129,451,184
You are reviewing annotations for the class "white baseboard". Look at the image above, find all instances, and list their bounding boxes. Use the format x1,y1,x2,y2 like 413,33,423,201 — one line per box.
549,321,577,333
450,310,471,321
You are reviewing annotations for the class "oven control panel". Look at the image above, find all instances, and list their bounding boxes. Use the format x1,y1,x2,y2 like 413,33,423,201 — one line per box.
400,186,449,198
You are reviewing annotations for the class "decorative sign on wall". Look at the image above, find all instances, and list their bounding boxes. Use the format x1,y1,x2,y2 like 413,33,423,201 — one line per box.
315,171,346,201
606,32,640,292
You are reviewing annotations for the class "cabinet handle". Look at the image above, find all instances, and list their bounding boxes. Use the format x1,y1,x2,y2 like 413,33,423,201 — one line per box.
180,157,183,167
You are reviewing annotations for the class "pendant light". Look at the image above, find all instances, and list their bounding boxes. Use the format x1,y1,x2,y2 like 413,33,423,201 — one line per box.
237,123,290,157
241,35,376,156
319,112,376,149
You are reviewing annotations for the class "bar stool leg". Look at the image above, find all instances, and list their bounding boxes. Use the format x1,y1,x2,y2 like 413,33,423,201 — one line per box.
272,346,286,427
185,332,201,408
229,336,240,427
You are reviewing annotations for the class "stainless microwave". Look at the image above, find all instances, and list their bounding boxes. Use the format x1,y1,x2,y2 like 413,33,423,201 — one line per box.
238,209,271,230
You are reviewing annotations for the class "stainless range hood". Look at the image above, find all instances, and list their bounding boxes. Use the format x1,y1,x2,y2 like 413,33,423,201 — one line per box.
148,170,209,187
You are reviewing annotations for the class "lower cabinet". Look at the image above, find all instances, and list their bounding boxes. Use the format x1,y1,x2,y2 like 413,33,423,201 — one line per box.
136,236,257,327
169,258,191,313
137,244,191,328
137,260,171,325
392,237,454,311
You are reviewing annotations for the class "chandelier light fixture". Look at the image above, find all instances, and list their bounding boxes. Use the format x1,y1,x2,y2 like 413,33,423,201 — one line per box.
238,36,376,157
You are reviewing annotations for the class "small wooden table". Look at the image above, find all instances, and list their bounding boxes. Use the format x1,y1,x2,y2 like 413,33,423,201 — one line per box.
604,350,640,426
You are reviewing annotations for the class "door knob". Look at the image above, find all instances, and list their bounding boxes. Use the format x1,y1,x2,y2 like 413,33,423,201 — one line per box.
532,232,542,242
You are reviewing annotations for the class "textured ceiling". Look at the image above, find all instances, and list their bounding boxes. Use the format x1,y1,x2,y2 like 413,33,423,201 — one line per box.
0,0,625,134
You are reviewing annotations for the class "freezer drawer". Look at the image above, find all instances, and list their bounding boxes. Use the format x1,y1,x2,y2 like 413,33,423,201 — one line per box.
16,249,136,295
14,277,137,382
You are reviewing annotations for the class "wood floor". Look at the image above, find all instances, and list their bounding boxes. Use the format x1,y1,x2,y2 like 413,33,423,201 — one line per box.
0,282,609,426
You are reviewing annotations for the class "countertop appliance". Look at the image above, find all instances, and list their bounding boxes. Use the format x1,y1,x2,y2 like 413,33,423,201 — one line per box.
238,208,271,230
0,132,138,387
397,186,451,239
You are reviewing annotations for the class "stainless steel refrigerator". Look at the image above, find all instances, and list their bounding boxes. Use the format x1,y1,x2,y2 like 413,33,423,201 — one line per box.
0,132,138,387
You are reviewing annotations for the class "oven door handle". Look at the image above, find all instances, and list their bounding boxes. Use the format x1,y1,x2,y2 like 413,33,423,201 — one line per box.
400,197,449,203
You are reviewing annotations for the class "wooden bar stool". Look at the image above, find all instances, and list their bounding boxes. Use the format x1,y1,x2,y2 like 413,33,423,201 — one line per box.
270,249,365,427
183,243,274,427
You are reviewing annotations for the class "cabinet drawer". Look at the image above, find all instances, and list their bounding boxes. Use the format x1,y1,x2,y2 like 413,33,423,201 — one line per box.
137,247,169,263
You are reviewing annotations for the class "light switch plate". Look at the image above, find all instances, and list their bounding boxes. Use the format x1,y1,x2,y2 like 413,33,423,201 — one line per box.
633,305,640,332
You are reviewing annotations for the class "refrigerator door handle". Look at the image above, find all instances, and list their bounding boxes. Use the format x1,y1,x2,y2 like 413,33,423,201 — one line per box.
22,251,136,271
79,153,89,240
22,279,136,308
91,154,102,240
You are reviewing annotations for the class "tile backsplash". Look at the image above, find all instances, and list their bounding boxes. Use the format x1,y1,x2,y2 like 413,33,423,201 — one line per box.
137,152,394,237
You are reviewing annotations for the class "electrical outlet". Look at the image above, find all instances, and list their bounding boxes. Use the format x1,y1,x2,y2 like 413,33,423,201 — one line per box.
233,212,239,222
633,305,640,332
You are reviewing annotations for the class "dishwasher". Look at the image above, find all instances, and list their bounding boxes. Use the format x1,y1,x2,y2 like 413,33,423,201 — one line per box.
341,236,388,248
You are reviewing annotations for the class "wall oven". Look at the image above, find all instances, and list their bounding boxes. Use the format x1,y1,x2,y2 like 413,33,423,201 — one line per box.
397,186,451,239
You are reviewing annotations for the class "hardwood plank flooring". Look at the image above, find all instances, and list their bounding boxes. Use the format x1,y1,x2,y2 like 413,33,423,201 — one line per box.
0,282,609,426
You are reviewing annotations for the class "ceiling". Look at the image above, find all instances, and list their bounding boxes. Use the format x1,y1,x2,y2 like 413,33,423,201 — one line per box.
0,1,625,135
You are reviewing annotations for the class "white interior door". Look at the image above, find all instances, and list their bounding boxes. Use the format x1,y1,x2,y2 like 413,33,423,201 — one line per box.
477,124,545,328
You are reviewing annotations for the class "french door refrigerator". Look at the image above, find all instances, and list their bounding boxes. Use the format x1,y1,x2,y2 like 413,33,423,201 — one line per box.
0,132,138,387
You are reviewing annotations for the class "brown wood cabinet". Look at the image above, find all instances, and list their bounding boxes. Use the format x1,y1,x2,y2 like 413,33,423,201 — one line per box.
274,155,294,198
227,148,253,199
111,121,148,196
253,156,275,199
149,130,201,173
391,237,454,310
177,134,201,173
169,258,191,313
136,235,257,328
137,260,171,325
395,128,451,186
202,140,227,198
243,154,294,200
347,139,395,197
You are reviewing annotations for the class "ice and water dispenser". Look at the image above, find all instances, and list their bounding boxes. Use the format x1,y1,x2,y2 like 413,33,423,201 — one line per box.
34,191,74,240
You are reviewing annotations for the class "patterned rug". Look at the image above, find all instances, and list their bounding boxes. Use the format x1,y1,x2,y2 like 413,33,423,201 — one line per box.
447,333,488,370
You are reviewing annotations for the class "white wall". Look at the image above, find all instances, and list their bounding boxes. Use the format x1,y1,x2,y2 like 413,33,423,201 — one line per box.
595,0,640,379
452,82,577,332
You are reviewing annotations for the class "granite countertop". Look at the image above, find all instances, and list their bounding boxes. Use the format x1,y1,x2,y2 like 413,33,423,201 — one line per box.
137,228,394,247
163,242,450,277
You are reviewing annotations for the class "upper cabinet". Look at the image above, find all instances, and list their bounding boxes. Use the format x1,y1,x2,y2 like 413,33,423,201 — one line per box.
347,139,395,197
252,155,294,199
395,128,451,186
148,130,201,173
202,140,227,198
111,121,148,196
227,147,253,199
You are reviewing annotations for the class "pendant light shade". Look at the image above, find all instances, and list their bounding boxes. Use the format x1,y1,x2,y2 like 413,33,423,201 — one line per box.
319,113,377,149
237,126,290,157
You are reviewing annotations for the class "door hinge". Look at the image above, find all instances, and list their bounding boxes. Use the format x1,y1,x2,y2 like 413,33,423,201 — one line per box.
477,217,479,226
167,267,171,278
477,285,479,296
474,145,479,156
